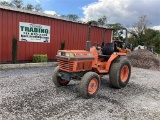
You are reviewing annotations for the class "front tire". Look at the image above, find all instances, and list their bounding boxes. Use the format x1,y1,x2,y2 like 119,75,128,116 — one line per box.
109,57,131,88
79,72,100,99
52,66,70,87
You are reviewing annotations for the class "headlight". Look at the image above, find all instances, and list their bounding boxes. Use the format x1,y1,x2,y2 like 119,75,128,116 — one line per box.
88,53,93,56
65,53,75,57
57,52,61,56
69,53,75,57
65,53,70,57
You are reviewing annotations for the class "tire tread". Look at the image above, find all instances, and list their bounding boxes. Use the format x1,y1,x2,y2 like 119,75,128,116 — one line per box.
79,72,100,98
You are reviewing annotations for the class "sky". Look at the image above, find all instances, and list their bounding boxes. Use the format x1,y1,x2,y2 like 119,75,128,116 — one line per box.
1,0,160,29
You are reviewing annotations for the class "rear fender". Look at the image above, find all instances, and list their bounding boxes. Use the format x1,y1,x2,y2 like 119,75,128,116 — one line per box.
105,53,126,72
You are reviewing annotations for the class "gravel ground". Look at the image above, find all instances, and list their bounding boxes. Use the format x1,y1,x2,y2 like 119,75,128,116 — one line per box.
0,67,160,120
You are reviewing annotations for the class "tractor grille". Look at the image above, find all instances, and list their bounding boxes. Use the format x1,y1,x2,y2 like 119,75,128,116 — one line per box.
58,59,92,72
76,62,83,70
58,59,74,72
76,61,92,71
84,61,92,70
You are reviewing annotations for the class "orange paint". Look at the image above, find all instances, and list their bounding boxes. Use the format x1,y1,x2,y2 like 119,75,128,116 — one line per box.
88,78,98,94
120,65,129,82
57,46,127,74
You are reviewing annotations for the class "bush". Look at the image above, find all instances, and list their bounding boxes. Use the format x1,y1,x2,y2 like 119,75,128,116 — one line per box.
33,54,48,63
12,36,18,64
60,41,65,50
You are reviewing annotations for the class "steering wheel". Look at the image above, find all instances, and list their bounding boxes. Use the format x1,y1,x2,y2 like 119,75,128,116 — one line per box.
93,42,101,50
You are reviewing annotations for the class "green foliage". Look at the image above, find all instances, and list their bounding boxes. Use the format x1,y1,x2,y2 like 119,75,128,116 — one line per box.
25,4,34,11
0,0,42,12
0,1,13,6
145,30,160,53
128,15,151,45
106,23,125,41
60,41,65,50
87,20,98,26
128,36,138,48
11,0,23,8
33,54,48,63
60,15,67,19
12,36,18,64
35,4,42,12
128,29,160,53
60,14,79,21
128,15,160,53
86,16,107,27
106,23,123,28
97,16,107,26
67,14,79,21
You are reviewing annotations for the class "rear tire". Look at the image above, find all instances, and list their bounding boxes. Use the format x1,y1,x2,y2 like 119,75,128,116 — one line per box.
52,66,70,87
109,57,131,88
79,72,100,99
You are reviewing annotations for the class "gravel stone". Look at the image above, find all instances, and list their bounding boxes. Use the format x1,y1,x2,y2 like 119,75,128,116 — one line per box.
127,49,160,71
0,66,160,120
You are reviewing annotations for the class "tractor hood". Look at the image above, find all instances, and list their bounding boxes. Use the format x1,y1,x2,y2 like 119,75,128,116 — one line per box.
56,50,94,60
58,50,91,54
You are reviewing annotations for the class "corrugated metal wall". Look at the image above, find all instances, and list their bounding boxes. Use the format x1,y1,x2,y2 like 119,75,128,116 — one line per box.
0,8,112,62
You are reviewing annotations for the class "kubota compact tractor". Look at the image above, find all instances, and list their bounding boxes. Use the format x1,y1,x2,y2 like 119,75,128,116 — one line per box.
52,23,131,98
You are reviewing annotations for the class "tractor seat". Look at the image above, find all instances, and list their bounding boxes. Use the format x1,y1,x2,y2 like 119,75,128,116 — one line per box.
99,43,114,58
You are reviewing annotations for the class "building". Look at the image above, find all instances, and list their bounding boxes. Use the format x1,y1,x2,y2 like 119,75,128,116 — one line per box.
0,5,113,63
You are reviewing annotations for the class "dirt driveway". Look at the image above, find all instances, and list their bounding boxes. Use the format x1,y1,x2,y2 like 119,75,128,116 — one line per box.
0,67,160,120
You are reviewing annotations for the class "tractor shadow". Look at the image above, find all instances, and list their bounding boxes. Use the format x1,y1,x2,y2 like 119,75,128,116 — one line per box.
99,77,148,99
57,77,148,99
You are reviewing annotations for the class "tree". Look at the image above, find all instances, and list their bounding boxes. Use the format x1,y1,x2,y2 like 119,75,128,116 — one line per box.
60,15,67,19
25,4,34,11
128,28,160,53
35,4,42,12
128,15,151,45
0,1,13,7
106,23,123,28
97,16,107,26
144,29,160,53
61,14,79,21
77,20,85,23
143,29,159,42
67,14,79,21
106,23,124,41
151,33,160,53
0,0,43,12
87,20,98,26
11,0,23,8
86,16,107,26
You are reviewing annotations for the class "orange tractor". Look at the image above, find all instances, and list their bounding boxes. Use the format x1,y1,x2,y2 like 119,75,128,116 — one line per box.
52,23,131,98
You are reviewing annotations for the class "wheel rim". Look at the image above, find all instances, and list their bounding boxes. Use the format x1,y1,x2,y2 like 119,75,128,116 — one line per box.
120,65,129,82
88,78,98,94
